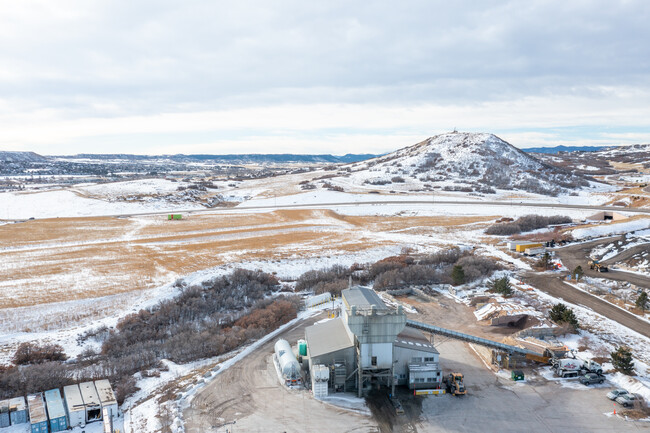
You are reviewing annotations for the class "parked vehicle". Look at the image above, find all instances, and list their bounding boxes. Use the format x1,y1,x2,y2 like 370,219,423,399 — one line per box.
616,393,640,407
607,389,629,401
579,373,604,385
555,359,582,378
552,357,602,377
443,373,466,396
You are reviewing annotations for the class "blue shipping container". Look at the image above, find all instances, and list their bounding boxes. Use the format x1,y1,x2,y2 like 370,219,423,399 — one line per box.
44,389,68,432
27,393,49,433
0,399,10,428
9,396,28,425
31,420,49,433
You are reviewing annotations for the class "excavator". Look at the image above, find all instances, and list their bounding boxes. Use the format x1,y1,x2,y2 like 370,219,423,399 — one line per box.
443,372,466,396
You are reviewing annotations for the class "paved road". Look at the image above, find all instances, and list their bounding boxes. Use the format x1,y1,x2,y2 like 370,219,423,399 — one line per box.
555,237,650,289
524,273,650,339
8,198,650,222
602,243,650,267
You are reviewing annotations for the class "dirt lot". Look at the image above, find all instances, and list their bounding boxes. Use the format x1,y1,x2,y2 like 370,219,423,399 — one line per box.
183,312,379,433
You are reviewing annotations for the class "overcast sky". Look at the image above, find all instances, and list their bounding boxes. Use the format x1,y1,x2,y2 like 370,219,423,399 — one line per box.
1,1,650,155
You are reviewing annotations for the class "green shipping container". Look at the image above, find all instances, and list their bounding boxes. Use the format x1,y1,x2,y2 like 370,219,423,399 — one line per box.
298,340,307,356
168,214,182,220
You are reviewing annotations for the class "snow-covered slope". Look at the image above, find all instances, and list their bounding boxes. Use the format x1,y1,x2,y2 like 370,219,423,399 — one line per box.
341,132,592,196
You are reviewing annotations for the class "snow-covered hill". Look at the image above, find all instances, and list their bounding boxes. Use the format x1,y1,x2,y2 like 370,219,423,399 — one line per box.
338,132,592,196
0,151,48,162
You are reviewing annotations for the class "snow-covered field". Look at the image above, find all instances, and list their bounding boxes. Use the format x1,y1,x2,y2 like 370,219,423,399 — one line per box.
0,188,205,219
3,172,650,433
573,218,650,240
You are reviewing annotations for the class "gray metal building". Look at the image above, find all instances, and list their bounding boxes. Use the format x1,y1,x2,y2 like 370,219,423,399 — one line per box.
305,317,355,391
393,327,441,389
304,287,442,397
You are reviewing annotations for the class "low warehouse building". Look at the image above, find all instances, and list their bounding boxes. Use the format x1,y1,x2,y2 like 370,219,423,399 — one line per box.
9,396,27,425
27,393,48,433
79,381,102,423
44,388,68,432
63,384,86,427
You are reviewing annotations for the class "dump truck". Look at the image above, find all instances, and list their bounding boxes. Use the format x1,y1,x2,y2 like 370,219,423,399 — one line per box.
588,260,608,272
443,373,466,396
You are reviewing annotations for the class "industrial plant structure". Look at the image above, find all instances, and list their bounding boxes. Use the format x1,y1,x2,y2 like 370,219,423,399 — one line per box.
304,287,442,397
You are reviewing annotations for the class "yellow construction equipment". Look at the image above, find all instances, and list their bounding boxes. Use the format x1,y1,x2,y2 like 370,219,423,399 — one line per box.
443,373,466,396
588,260,608,272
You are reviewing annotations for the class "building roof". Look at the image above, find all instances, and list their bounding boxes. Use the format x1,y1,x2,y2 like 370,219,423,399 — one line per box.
9,397,26,411
94,380,117,406
305,317,354,358
394,327,439,354
27,394,47,424
342,287,388,311
63,384,85,411
44,389,66,420
79,381,100,406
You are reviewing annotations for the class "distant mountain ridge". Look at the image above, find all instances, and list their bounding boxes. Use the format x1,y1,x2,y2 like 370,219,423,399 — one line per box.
0,151,49,162
524,145,606,154
58,153,378,164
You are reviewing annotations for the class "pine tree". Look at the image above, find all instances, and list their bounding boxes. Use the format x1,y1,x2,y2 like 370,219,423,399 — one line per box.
548,303,579,330
573,265,584,281
549,303,568,322
537,252,551,270
611,347,634,375
451,265,465,285
636,291,648,312
489,276,513,296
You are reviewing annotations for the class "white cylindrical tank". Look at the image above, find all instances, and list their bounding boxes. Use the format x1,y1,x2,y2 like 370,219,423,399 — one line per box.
274,339,292,358
305,292,332,308
279,351,300,380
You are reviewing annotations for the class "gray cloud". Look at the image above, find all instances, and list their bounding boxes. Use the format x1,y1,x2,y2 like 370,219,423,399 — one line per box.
1,1,649,152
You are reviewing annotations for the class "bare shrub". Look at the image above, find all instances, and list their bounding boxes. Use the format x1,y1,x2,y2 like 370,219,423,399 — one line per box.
456,255,503,282
485,214,572,235
295,265,350,291
12,342,68,365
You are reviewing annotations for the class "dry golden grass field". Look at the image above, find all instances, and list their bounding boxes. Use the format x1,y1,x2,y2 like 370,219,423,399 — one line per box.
0,209,495,310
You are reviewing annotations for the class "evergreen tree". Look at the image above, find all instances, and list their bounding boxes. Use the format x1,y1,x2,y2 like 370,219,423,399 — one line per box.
451,265,465,285
489,276,513,296
573,265,584,281
636,291,648,312
611,347,634,375
537,252,551,270
549,303,579,330
549,303,568,322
